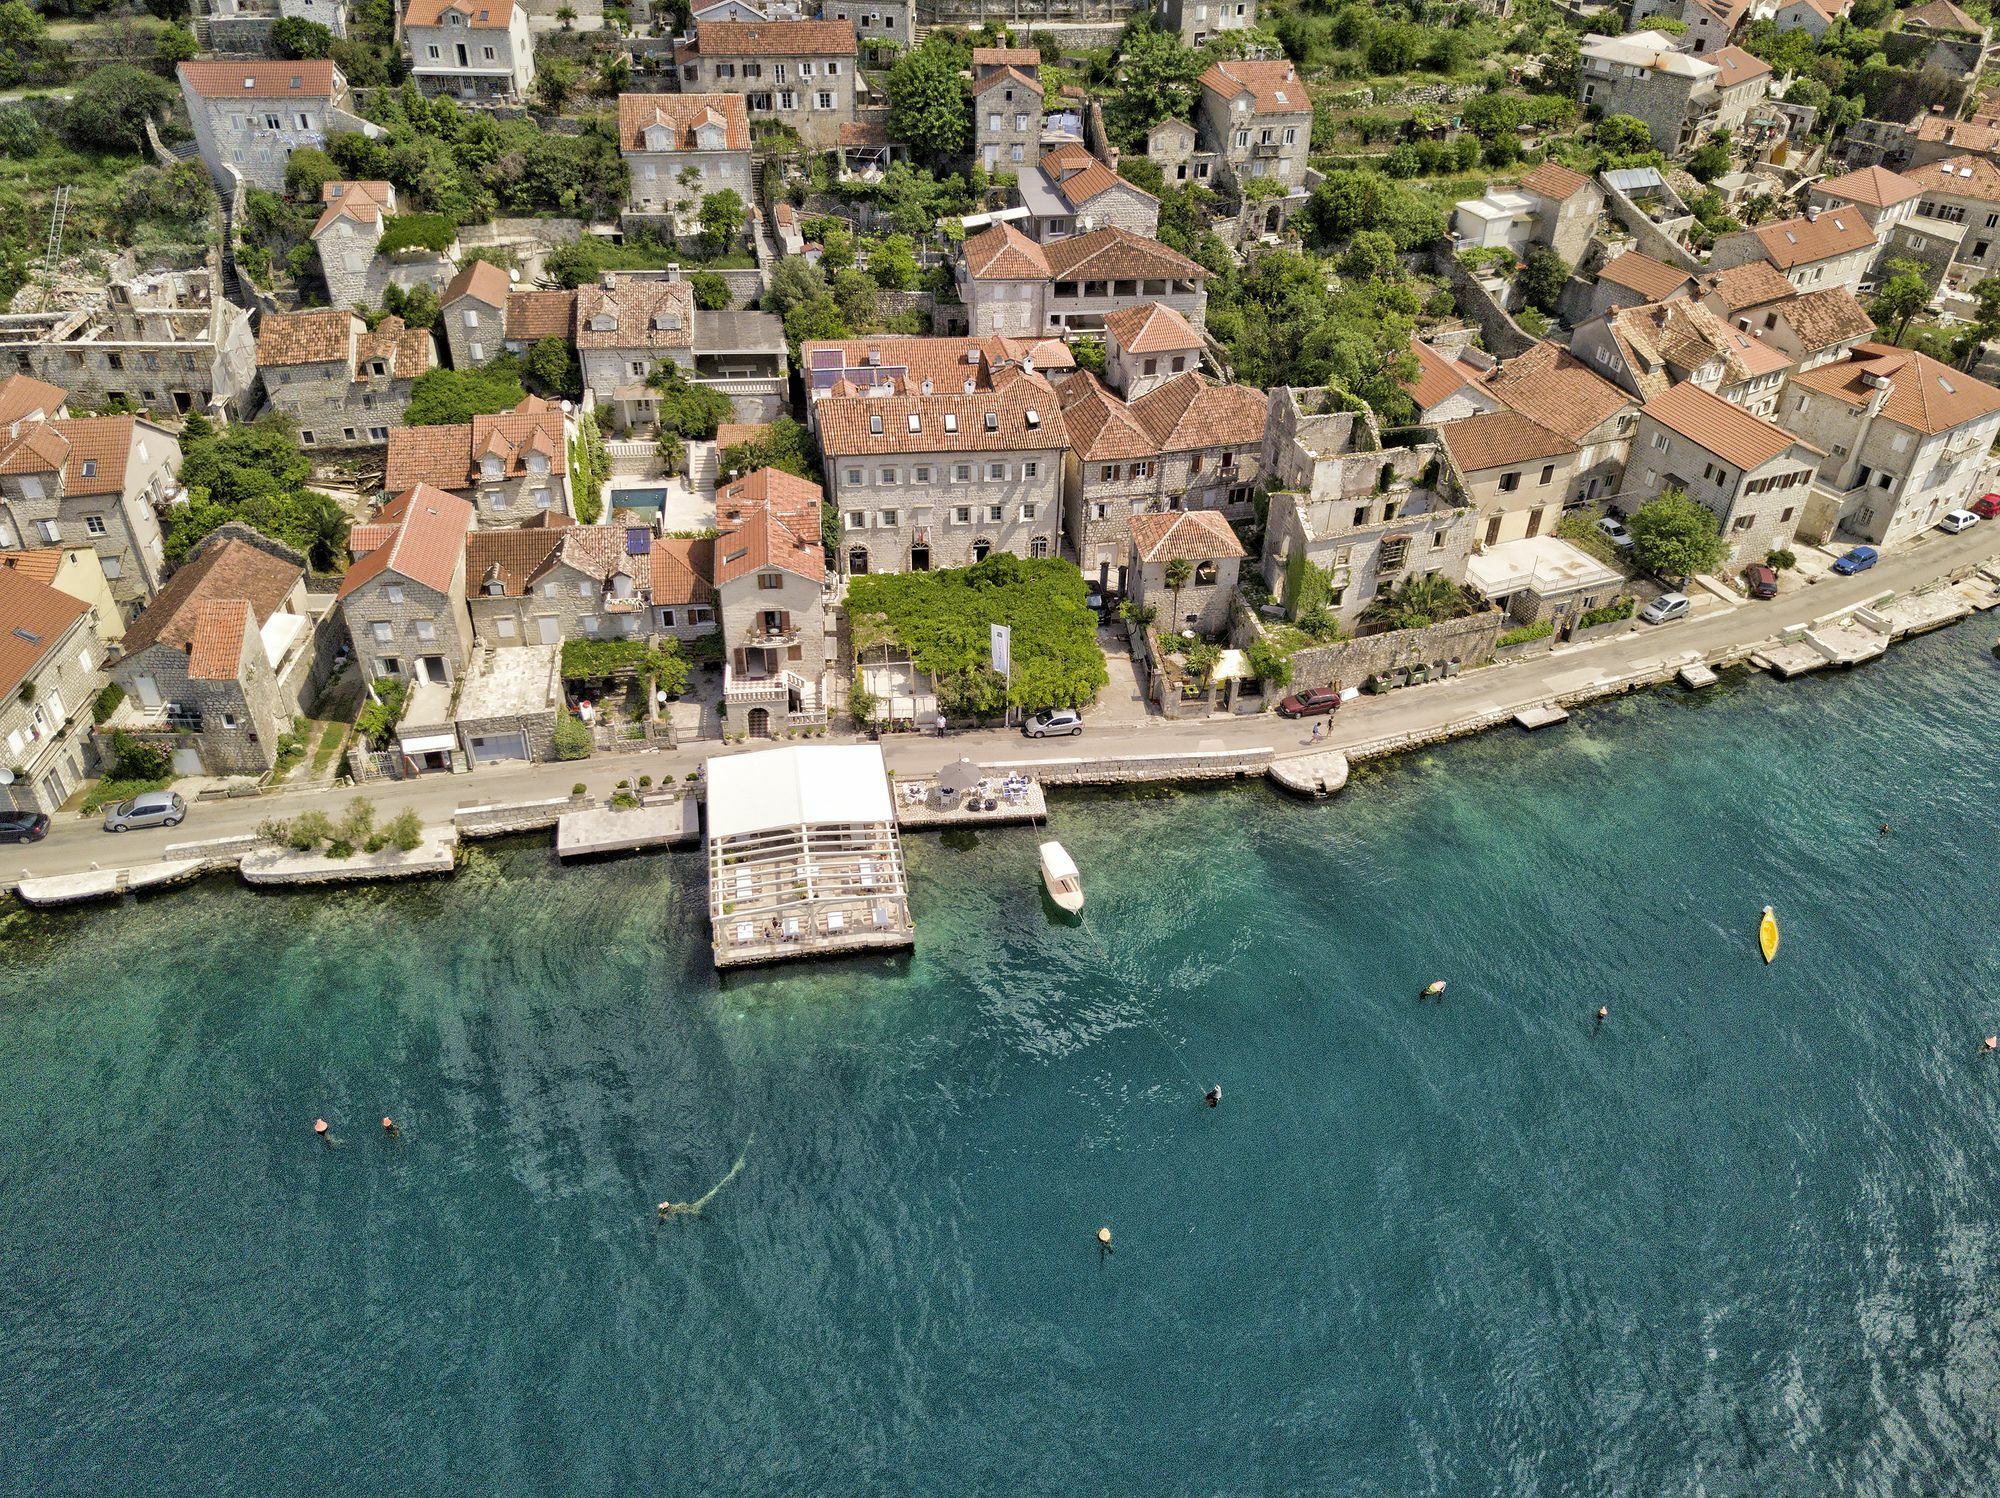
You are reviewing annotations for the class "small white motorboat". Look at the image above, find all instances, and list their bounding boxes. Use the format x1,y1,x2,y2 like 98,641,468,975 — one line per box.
1039,840,1083,914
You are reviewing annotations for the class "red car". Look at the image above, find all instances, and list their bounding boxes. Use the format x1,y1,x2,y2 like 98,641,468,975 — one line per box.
1975,494,2000,519
1278,686,1341,718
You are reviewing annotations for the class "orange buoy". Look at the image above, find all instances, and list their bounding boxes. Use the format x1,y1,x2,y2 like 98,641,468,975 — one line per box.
1096,1226,1112,1247
314,1118,329,1136
1985,1036,1997,1053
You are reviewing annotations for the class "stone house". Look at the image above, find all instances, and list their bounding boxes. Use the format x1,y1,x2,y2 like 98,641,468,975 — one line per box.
1708,45,1771,134
0,545,123,649
691,309,789,423
1578,32,1721,155
714,467,829,733
1628,382,1820,565
1102,302,1205,400
385,396,575,526
1787,341,2000,545
1768,0,1849,39
337,483,478,688
1145,116,1216,190
1629,0,1747,55
256,309,434,451
406,0,535,102
649,534,720,644
1904,114,2000,171
1569,296,1791,417
1903,153,2000,289
1517,162,1605,268
1589,249,1697,318
1898,0,1992,81
1259,389,1477,630
1019,145,1159,243
821,376,1066,574
313,181,456,314
958,224,1209,338
0,262,258,422
1479,339,1638,508
799,334,1074,427
1807,164,1923,245
675,20,858,151
1699,281,1874,373
0,403,180,612
192,0,350,45
1156,0,1256,48
438,259,515,369
466,516,665,645
618,93,753,231
1128,508,1245,636
824,0,913,49
1436,408,1583,547
1402,338,1503,426
0,567,102,816
574,275,697,426
1057,369,1267,593
973,52,1044,175
1707,209,1878,294
1195,59,1313,236
105,528,326,776
503,290,579,360
176,60,355,193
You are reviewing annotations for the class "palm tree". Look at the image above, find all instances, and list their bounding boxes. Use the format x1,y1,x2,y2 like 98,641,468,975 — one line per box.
1163,557,1193,626
1363,573,1468,632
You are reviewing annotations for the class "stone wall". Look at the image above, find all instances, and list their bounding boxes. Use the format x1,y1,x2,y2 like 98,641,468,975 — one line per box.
1280,610,1503,692
982,747,1274,784
457,707,559,763
1440,248,1538,360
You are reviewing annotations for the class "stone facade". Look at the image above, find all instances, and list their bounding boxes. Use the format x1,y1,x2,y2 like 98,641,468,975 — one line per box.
0,413,180,612
384,397,574,526
823,0,914,48
257,310,433,451
1579,32,1717,154
313,181,457,313
1627,386,1818,566
1156,0,1256,46
973,62,1044,174
178,60,351,192
406,0,536,103
958,224,1209,338
345,569,472,684
676,21,858,151
1196,60,1312,225
0,573,102,816
618,93,754,229
1255,609,1503,693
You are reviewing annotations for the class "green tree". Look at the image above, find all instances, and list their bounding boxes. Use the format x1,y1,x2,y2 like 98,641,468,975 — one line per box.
404,362,528,425
885,33,970,165
688,269,731,310
1593,114,1652,158
649,364,734,442
155,23,199,63
1106,22,1205,147
1871,257,1932,343
1363,572,1468,631
1516,245,1568,315
533,57,579,114
830,265,879,327
0,103,45,159
271,15,334,56
1685,130,1732,183
0,2,51,89
1628,488,1728,580
698,187,746,254
284,145,336,201
1964,277,2000,367
62,65,176,153
1341,230,1400,283
523,334,582,398
869,233,919,290
721,415,821,483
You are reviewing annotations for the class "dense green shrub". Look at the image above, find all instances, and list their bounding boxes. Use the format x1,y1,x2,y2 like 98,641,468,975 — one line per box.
553,713,593,760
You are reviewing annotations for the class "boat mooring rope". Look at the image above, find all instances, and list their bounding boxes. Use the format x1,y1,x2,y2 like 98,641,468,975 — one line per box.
657,1132,755,1220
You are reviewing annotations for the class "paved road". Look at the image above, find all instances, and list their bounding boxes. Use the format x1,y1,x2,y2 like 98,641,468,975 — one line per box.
11,523,1998,887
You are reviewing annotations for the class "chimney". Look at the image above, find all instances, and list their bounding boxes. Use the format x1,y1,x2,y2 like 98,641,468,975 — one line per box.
667,263,681,281
963,377,975,393
600,272,616,291
1805,205,1820,221
920,377,933,394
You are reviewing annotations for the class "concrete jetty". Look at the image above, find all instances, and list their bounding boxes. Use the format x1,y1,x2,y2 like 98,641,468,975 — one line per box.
240,832,458,885
556,798,700,859
1513,704,1570,731
1268,750,1349,798
1678,663,1718,688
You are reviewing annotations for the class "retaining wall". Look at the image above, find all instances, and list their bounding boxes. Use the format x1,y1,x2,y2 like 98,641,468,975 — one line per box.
983,748,1274,785
1284,612,1503,693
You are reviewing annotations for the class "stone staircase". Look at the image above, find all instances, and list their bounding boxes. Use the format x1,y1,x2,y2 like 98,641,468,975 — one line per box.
686,439,718,496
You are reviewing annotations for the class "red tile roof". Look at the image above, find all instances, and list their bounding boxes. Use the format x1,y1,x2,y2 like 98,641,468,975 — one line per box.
716,466,823,530
971,46,1040,66
1703,260,1799,311
820,380,1062,457
1639,381,1812,469
405,0,512,26
1438,408,1575,474
1128,508,1245,563
1197,59,1308,115
1710,45,1771,87
1129,373,1266,451
714,491,823,586
962,221,1051,280
1815,164,1922,209
651,536,715,605
691,19,855,55
1519,162,1594,201
1042,227,1208,283
120,536,302,660
1905,152,2000,205
971,64,1043,97
1403,338,1491,414
1790,341,2000,434
1744,210,1875,268
2,416,143,497
506,289,578,343
0,548,62,587
617,92,751,152
313,180,394,236
0,373,66,430
442,258,512,309
1103,302,1202,355
0,568,88,699
178,60,339,98
464,518,575,597
385,397,565,491
1597,250,1695,301
257,308,356,367
338,484,476,599
1482,341,1635,442
1059,374,1157,462
575,278,696,350
185,598,253,680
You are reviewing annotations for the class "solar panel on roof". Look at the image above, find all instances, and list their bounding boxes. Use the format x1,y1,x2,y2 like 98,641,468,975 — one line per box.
809,349,844,368
626,528,652,555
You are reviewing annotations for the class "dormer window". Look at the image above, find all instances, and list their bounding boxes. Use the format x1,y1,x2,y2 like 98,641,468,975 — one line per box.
589,312,617,332
484,579,504,595
944,413,958,432
983,412,998,432
528,452,549,474
482,455,503,477
869,413,883,434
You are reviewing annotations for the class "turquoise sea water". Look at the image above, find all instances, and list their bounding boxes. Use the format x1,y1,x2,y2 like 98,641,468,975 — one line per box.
8,627,2000,1495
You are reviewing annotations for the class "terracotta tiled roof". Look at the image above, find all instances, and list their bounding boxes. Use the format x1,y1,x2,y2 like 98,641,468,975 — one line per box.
386,397,564,490
1438,408,1575,475
1710,45,1771,87
716,466,823,533
465,519,573,597
715,421,771,451
820,378,1062,456
1816,164,1922,209
971,46,1039,66
837,119,890,148
1403,338,1491,414
651,536,715,605
1790,341,2000,434
1041,148,1148,211
0,568,87,699
257,308,356,367
1197,59,1308,115
1129,373,1266,452
1519,162,1594,201
962,222,1050,280
178,60,339,98
803,335,1061,398
185,598,253,680
691,19,855,55
121,536,302,659
1745,210,1874,268
971,64,1043,97
1043,228,1208,283
0,421,71,479
0,372,66,430
348,523,396,555
1601,298,1773,397
1059,374,1157,462
1640,381,1810,469
442,258,512,309
337,484,476,599
1776,287,1874,352
617,92,750,152
355,315,433,377
1913,116,2000,153
0,548,62,587
1905,0,1983,31
1780,0,1848,19
405,0,511,25
1103,302,1202,355
1906,153,2000,204
1128,508,1245,564
575,278,696,350
506,289,578,343
49,417,138,496
1703,261,1798,312
1597,250,1694,301
313,180,394,236
714,498,823,586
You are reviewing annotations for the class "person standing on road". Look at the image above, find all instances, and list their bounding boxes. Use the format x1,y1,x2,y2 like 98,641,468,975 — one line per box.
935,712,947,737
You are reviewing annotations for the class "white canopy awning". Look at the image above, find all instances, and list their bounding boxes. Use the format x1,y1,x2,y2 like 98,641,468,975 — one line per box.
399,733,458,754
706,744,894,839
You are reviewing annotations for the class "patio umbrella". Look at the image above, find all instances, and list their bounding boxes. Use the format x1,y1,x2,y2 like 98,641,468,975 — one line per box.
936,757,985,799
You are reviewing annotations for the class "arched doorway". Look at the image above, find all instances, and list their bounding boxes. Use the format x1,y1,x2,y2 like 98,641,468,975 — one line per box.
747,707,772,739
910,543,930,571
848,546,869,574
972,538,991,561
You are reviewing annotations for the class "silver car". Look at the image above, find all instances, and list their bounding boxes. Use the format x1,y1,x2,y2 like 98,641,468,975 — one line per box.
103,789,186,832
1639,592,1690,626
1023,708,1084,738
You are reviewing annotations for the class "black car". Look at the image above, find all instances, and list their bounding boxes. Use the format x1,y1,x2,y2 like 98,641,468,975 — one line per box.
0,811,50,844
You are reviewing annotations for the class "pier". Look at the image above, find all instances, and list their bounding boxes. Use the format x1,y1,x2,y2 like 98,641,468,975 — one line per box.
1268,750,1349,798
556,798,701,859
1512,704,1570,731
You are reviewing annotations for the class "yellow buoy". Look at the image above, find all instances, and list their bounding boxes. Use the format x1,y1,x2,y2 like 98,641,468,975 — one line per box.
1758,906,1780,964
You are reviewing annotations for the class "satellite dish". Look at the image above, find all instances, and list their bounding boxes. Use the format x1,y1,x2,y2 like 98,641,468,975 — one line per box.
0,767,12,785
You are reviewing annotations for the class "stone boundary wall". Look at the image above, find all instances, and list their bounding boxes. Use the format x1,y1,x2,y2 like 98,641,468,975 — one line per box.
1440,249,1537,361
453,795,572,836
1283,611,1503,693
983,748,1274,785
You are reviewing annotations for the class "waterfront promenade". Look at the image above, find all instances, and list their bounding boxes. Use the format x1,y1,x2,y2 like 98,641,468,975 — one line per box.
8,522,1999,889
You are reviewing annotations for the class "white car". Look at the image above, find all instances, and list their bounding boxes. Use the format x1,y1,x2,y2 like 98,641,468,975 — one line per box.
1940,508,1980,534
1023,708,1084,738
1596,515,1634,549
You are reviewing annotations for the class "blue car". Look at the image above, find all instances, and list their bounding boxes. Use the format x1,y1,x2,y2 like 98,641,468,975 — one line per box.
1831,546,1879,576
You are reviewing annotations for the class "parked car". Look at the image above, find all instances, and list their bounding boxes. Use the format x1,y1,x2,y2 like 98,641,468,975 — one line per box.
1595,515,1634,549
1639,591,1690,625
1023,708,1084,738
0,811,49,844
1742,564,1778,600
102,789,186,833
1831,546,1879,576
1973,493,2000,520
1940,509,1980,534
1277,686,1341,718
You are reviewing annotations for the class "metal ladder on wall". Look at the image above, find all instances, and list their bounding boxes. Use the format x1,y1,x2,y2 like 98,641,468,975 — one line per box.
36,186,69,305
